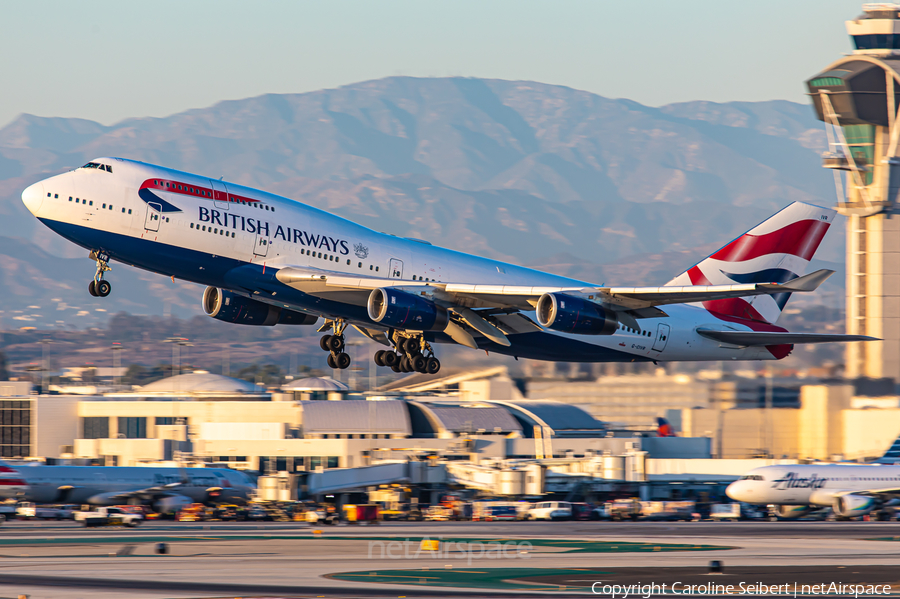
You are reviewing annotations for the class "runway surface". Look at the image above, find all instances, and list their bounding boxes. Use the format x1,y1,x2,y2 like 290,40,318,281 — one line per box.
0,519,897,598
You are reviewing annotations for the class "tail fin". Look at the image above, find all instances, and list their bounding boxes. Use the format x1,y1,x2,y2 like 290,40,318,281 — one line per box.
874,436,900,464
666,202,835,323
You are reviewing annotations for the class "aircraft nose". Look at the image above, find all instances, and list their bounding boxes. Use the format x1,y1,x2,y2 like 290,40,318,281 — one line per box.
726,481,743,501
22,182,44,215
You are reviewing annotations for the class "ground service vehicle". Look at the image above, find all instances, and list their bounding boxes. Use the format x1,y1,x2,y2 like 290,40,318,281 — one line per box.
710,503,764,521
608,499,642,521
473,502,518,521
528,501,573,521
343,504,379,524
570,502,593,520
16,503,76,520
74,506,143,527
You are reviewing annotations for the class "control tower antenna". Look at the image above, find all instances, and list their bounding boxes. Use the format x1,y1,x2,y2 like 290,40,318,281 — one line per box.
807,3,900,381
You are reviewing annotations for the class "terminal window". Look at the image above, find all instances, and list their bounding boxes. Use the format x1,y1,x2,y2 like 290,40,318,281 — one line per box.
117,417,147,439
0,400,32,457
82,417,109,439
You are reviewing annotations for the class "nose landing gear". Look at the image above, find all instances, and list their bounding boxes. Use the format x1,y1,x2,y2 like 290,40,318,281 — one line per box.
88,251,112,297
374,334,440,374
318,320,351,370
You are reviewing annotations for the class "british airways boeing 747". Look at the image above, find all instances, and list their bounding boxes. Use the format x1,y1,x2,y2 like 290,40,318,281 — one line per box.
21,158,873,374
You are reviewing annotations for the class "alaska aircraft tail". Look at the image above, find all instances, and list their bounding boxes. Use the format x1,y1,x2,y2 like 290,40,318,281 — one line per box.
666,202,835,324
873,435,900,465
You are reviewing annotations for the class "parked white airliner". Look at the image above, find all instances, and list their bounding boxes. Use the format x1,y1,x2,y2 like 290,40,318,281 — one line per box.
21,158,873,373
726,438,900,519
0,462,255,510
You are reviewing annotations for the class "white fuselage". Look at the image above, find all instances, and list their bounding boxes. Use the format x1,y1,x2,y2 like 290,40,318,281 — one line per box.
726,464,900,506
22,158,786,363
0,464,255,505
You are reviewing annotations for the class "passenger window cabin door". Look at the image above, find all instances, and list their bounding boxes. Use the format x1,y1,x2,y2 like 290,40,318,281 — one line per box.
652,323,670,352
210,179,229,210
389,258,403,279
144,202,161,232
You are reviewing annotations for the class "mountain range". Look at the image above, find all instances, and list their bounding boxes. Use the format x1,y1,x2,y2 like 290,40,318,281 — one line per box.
0,77,839,328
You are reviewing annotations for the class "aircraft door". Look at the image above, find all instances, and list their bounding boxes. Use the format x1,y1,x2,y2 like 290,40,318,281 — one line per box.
144,202,162,232
210,179,229,210
389,258,403,279
253,233,269,257
652,323,670,352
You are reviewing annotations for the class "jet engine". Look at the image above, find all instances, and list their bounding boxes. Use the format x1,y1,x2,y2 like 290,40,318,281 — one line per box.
202,287,317,326
367,288,448,331
832,494,877,518
153,494,193,514
772,505,814,519
535,293,618,335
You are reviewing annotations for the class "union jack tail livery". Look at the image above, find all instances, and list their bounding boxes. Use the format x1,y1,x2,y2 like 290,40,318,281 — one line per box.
666,202,834,324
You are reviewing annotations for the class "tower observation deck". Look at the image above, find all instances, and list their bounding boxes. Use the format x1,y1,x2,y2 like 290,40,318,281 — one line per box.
807,3,900,381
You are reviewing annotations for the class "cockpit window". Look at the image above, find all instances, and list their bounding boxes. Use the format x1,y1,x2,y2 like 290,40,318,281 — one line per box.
80,162,112,173
740,474,764,481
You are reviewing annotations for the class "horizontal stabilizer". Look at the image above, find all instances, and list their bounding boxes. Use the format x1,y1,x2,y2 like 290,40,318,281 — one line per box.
697,329,878,346
776,269,834,292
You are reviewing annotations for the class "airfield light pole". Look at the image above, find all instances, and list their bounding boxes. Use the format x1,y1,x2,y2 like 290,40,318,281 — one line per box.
40,338,51,395
111,343,123,388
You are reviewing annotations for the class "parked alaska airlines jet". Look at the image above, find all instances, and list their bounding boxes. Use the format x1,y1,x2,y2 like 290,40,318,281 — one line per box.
726,437,900,520
0,462,255,511
21,158,874,374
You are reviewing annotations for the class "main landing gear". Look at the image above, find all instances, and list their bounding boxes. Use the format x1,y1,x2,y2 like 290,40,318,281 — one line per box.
88,251,112,298
374,335,440,375
319,320,352,370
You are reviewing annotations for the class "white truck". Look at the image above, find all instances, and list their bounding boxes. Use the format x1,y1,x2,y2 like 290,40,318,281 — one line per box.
16,503,76,520
710,502,765,521
74,506,143,527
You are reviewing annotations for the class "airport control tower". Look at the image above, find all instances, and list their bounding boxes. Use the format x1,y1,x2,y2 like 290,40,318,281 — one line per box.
807,3,900,381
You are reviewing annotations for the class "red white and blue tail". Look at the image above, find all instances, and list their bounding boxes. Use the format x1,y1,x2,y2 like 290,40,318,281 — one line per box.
666,202,835,324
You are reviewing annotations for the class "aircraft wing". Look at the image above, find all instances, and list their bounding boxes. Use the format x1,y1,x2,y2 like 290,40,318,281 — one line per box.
833,487,900,499
275,268,834,311
94,482,184,502
697,330,878,346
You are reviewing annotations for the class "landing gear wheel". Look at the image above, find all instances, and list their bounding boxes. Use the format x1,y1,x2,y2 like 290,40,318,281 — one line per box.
390,362,402,373
382,352,399,367
320,335,333,352
401,356,414,373
336,352,351,370
327,335,345,353
95,280,111,297
374,350,386,367
411,355,427,373
327,353,338,369
88,280,98,297
426,357,441,374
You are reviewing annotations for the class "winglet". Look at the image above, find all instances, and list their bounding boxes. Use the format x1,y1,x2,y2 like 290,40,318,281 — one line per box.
777,269,834,292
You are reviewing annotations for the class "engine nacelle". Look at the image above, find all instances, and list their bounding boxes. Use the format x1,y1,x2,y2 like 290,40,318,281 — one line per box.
153,494,193,514
773,504,814,519
367,288,448,331
535,293,618,335
202,287,317,326
833,494,877,518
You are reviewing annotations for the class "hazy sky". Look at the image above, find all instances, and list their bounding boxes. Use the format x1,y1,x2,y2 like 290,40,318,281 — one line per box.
1,0,860,128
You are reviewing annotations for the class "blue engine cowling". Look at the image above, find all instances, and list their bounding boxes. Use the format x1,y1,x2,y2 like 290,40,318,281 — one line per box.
202,287,318,326
367,288,448,331
535,293,618,335
773,504,814,519
833,494,877,518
